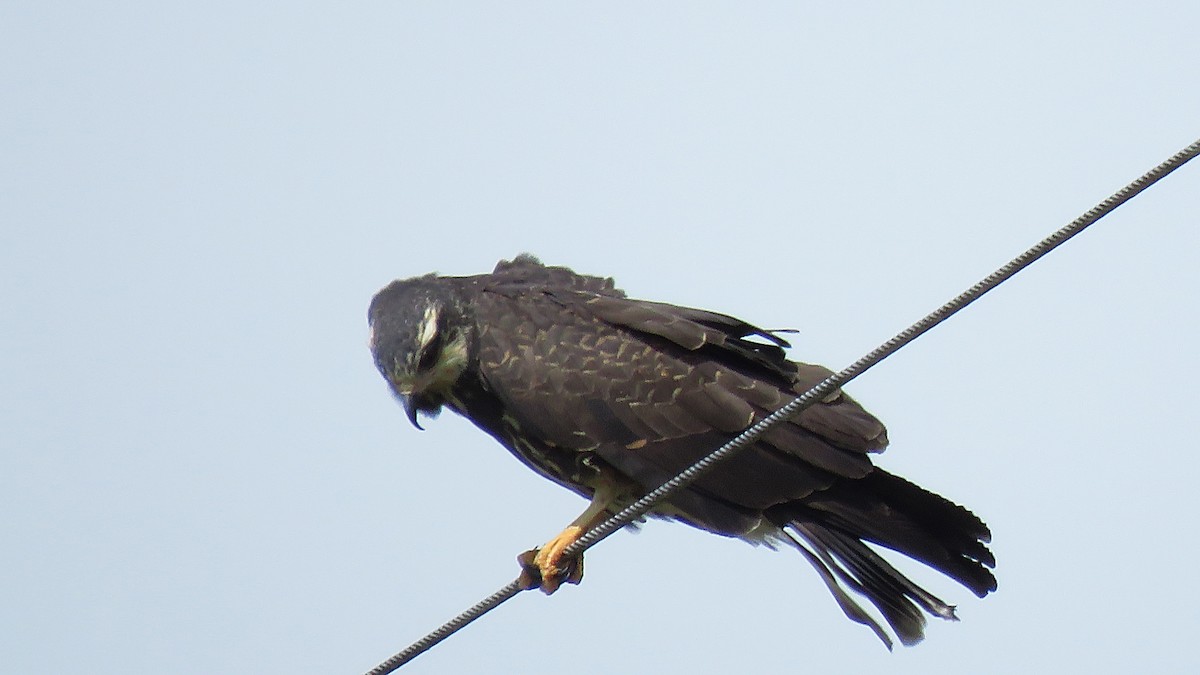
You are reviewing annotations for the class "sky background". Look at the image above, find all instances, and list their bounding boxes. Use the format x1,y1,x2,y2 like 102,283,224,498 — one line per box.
3,3,1199,674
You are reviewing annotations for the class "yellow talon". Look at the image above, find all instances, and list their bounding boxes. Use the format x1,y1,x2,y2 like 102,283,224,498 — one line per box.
515,472,624,594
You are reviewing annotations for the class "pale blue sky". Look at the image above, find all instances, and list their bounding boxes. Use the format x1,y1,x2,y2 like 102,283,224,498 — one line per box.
3,3,1198,673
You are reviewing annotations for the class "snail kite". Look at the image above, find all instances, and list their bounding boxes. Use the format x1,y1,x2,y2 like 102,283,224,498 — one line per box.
368,254,995,648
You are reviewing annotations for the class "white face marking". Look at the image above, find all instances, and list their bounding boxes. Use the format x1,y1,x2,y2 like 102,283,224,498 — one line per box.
417,304,439,350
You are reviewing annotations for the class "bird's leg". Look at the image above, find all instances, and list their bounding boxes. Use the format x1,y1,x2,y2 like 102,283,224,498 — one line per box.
517,478,620,595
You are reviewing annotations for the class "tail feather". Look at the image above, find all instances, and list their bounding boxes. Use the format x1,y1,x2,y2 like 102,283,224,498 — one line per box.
785,528,899,649
766,470,996,647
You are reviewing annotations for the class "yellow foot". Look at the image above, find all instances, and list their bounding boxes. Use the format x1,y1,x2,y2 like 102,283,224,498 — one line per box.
516,525,585,594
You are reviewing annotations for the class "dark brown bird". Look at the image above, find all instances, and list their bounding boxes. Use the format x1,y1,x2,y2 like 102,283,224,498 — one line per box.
368,254,995,648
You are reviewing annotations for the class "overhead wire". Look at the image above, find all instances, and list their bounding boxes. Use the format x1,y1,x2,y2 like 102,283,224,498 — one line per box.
364,136,1200,675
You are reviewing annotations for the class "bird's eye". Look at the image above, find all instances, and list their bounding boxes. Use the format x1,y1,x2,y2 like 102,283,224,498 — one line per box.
416,331,444,372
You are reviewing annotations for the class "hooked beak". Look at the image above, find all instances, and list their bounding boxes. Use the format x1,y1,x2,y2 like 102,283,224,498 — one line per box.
401,395,425,430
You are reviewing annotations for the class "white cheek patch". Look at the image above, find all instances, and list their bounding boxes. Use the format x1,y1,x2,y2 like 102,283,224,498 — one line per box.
417,305,440,349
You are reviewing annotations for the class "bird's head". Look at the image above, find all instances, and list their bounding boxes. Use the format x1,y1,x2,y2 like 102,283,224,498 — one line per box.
367,276,473,429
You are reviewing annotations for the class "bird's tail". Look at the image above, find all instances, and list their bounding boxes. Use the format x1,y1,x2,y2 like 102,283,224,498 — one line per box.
764,469,996,648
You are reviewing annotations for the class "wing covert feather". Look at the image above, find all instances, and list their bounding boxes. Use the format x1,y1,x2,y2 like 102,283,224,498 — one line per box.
473,283,890,530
